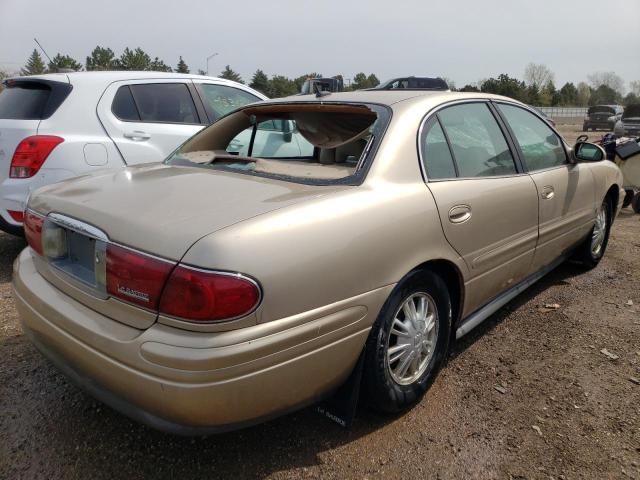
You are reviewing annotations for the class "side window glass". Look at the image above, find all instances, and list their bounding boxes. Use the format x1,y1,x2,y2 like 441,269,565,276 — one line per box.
112,86,140,121
421,119,456,179
129,83,198,124
438,103,517,178
199,84,260,120
498,104,567,171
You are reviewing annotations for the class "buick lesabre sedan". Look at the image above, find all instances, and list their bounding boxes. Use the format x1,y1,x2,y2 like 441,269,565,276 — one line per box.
13,90,624,434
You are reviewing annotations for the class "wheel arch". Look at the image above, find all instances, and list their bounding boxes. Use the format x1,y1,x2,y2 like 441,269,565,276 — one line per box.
410,259,464,331
605,183,620,224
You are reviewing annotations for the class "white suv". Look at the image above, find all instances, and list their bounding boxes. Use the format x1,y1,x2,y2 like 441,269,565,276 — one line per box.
0,72,270,235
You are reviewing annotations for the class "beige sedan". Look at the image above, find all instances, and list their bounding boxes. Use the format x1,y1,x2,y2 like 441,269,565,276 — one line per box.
13,90,624,434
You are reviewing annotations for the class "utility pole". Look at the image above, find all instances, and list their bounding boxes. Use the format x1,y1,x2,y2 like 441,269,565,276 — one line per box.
206,52,218,76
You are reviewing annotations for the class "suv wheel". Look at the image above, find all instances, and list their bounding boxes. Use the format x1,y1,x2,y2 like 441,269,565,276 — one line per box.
363,270,451,413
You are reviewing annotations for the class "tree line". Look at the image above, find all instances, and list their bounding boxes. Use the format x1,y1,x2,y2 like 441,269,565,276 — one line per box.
7,49,640,106
457,64,639,107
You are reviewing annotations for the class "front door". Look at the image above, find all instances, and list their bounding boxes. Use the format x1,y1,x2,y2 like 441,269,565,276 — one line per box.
495,103,595,270
422,102,539,316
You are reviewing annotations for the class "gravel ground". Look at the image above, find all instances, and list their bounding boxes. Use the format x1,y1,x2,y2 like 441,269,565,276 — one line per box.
1,127,639,480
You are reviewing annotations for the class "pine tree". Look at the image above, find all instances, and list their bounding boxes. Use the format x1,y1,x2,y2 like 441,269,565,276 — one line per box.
118,48,151,71
21,49,47,76
176,56,189,74
149,57,172,72
48,54,82,73
86,46,117,71
249,69,269,94
219,65,244,84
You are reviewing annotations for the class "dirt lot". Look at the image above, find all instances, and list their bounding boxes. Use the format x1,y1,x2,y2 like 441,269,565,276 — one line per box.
1,126,639,480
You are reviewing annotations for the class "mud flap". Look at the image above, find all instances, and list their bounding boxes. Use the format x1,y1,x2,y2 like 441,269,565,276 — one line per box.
315,351,365,428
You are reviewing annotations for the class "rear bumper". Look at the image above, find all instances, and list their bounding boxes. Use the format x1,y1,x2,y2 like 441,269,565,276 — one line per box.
0,214,23,236
0,168,77,234
584,120,614,129
13,249,384,434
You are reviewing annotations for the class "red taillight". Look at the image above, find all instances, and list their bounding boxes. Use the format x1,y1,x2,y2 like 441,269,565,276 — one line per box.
24,211,44,255
106,244,175,310
159,266,260,322
8,210,24,222
10,135,64,178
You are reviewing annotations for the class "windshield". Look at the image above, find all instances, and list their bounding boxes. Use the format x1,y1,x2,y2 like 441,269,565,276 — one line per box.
165,102,390,185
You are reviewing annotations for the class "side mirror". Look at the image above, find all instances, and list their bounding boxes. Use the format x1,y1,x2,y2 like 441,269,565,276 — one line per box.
572,142,605,162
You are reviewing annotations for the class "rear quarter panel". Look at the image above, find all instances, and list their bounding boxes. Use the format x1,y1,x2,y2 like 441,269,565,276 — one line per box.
182,182,465,326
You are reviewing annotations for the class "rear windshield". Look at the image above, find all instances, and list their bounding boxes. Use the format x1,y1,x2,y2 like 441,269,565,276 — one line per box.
0,83,51,120
165,102,390,185
588,106,615,115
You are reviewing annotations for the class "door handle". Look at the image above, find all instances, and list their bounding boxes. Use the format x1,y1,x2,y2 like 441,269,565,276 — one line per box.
448,205,472,224
123,130,151,141
541,186,555,200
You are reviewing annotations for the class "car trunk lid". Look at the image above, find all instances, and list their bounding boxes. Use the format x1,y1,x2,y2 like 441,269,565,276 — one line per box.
29,163,343,260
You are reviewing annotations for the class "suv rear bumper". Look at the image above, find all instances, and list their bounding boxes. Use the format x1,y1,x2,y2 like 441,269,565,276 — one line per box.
13,249,379,434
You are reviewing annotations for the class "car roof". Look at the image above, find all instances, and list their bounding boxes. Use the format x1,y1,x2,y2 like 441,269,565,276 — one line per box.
262,90,522,108
9,71,240,87
7,71,267,100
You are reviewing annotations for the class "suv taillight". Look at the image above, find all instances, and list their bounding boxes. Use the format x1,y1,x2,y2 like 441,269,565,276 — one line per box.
10,135,64,178
159,266,260,322
24,211,45,255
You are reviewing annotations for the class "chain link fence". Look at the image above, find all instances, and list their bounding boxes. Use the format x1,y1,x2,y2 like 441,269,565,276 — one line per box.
535,106,587,123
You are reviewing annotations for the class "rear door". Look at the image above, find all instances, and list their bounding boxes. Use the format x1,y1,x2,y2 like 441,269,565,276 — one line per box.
495,102,595,271
422,101,539,315
97,80,205,164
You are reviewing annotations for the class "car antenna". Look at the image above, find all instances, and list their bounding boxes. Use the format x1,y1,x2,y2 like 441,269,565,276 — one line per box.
314,82,331,98
34,38,55,68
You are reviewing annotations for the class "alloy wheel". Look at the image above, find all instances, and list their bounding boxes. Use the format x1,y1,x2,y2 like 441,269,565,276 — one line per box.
386,292,438,385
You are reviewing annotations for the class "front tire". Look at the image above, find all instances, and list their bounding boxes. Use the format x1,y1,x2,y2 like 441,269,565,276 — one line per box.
574,199,612,268
363,270,451,413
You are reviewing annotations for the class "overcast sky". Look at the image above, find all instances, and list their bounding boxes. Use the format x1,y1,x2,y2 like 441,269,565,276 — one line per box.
1,0,638,90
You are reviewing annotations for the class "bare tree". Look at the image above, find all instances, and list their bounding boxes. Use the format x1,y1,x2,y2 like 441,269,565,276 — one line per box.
587,71,624,95
629,80,640,96
524,63,554,87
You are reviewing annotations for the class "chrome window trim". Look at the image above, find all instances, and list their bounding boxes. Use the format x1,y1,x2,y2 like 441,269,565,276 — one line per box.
416,98,525,183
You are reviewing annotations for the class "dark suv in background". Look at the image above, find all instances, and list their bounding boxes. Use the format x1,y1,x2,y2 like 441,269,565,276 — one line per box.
614,104,640,137
583,105,623,131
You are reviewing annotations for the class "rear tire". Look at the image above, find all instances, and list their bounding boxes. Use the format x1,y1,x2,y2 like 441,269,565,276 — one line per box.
574,199,612,268
363,270,451,413
632,194,640,214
